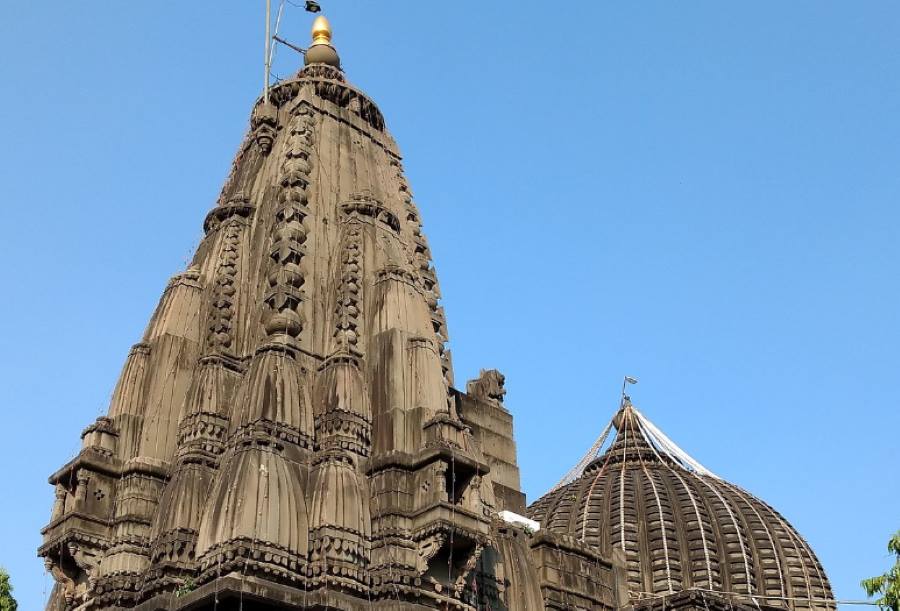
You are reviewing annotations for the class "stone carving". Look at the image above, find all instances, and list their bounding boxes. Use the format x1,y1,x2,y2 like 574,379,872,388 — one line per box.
393,158,455,390
466,369,507,405
67,542,101,589
341,191,401,234
207,217,244,351
415,532,446,575
252,102,278,154
263,104,315,340
38,18,835,611
453,543,483,597
45,558,75,609
50,484,67,521
333,218,363,351
296,62,346,83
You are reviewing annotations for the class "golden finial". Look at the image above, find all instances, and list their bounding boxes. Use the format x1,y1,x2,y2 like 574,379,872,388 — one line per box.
311,15,332,46
305,14,340,68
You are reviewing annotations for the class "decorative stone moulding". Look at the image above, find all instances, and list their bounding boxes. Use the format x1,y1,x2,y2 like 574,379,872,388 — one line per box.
202,193,254,234
252,102,279,154
39,15,834,611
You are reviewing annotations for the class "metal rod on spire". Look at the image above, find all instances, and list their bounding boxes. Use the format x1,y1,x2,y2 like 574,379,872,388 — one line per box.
264,0,271,104
273,35,307,56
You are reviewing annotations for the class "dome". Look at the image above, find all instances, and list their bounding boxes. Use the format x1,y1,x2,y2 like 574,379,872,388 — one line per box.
527,400,834,609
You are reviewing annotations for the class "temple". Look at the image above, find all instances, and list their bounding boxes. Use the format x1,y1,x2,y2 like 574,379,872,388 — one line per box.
39,15,834,611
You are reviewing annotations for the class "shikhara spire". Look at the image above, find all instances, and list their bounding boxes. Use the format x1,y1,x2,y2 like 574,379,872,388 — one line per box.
40,13,834,611
40,17,531,611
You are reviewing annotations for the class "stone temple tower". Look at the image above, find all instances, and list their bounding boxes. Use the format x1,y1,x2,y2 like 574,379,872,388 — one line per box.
40,15,547,611
40,14,835,611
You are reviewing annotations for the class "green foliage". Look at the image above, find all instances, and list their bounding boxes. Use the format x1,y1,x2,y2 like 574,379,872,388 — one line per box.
0,567,18,611
862,530,900,611
174,578,196,598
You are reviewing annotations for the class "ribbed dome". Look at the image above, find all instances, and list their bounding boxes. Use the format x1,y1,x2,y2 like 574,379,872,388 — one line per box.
527,402,833,610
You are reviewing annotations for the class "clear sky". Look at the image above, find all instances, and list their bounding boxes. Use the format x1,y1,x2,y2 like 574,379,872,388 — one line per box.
1,2,897,610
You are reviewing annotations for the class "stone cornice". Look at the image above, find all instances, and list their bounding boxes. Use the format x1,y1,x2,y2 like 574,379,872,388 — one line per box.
48,448,121,485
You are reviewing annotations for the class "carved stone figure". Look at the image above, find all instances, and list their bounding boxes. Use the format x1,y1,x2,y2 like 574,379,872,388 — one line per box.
466,369,507,405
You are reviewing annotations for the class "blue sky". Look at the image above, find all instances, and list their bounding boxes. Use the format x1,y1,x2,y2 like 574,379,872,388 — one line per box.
1,2,897,609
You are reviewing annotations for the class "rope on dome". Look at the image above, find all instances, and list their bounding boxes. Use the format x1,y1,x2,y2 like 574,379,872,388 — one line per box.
639,417,717,590
719,480,787,599
578,438,615,542
630,405,762,600
548,399,720,495
548,419,614,492
694,475,756,599
627,415,674,594
631,406,720,480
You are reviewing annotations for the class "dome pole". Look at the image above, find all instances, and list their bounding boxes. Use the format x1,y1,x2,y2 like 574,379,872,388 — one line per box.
621,375,638,405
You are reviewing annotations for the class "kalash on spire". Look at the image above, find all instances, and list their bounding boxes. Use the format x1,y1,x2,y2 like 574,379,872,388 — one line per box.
306,15,339,67
40,12,835,611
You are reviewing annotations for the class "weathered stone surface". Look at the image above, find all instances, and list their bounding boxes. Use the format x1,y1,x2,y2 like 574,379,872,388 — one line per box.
39,24,555,611
40,17,833,611
528,400,834,610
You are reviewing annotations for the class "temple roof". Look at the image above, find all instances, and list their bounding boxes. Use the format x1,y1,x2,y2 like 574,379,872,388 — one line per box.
39,12,836,611
528,400,834,609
